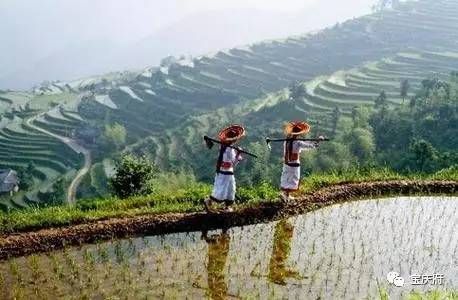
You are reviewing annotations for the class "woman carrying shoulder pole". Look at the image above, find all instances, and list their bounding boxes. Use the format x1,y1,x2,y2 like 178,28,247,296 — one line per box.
204,125,246,212
280,121,324,201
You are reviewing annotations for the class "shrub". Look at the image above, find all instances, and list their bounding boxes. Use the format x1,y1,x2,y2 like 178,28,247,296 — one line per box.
109,154,158,199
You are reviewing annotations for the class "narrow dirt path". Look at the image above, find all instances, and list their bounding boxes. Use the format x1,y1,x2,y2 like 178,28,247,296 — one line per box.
25,112,91,205
66,148,91,205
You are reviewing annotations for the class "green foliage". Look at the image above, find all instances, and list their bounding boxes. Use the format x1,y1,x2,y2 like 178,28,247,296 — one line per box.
351,106,371,129
348,127,375,163
400,79,410,102
377,286,389,300
374,90,388,109
331,107,342,136
237,141,276,187
78,96,106,119
371,74,457,173
377,287,458,300
149,171,200,195
429,164,458,181
306,141,353,172
103,122,126,151
16,163,35,190
109,154,158,199
408,139,439,172
38,178,66,206
299,167,404,193
404,290,458,300
237,182,278,203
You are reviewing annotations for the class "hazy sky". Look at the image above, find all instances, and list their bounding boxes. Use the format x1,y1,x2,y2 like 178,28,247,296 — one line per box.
0,0,377,88
0,0,317,59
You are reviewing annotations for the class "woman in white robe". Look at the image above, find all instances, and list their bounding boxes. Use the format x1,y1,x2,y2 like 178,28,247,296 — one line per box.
204,125,245,212
280,139,317,194
280,121,322,201
210,146,242,204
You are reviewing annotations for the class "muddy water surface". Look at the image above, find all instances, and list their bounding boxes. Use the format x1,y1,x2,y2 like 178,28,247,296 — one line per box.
0,196,456,299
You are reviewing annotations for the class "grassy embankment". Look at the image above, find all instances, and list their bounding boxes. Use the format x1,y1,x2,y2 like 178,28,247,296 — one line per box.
379,289,458,300
0,167,456,234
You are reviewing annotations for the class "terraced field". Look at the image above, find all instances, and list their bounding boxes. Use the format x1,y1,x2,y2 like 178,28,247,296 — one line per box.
82,0,458,159
85,0,458,142
128,47,458,181
32,107,84,138
0,93,85,211
300,50,458,113
3,0,458,205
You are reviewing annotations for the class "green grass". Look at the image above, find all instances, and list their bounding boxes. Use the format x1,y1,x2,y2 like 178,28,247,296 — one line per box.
378,288,458,300
404,290,458,300
0,167,455,234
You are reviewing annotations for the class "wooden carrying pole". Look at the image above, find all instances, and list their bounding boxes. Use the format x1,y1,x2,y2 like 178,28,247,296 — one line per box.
203,136,258,158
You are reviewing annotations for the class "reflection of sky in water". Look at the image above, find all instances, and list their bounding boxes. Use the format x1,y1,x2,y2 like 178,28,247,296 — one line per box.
0,196,456,299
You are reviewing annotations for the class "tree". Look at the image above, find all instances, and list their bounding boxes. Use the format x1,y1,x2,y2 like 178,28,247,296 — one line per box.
109,154,158,198
313,142,352,172
348,128,375,163
331,107,341,136
237,142,272,186
78,96,106,119
409,139,438,172
52,179,65,204
409,96,417,110
104,123,127,150
40,178,66,206
351,106,370,128
400,79,410,104
17,163,35,190
374,90,388,108
288,81,306,101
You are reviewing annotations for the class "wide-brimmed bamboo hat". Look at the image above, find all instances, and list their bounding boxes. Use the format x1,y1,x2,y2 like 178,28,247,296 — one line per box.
284,121,311,136
218,124,246,143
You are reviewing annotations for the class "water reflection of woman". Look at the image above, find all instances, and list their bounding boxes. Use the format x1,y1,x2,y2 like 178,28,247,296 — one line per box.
268,220,300,285
202,229,230,300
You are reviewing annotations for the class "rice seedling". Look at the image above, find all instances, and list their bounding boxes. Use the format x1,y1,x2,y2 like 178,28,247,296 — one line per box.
9,260,22,285
0,196,455,298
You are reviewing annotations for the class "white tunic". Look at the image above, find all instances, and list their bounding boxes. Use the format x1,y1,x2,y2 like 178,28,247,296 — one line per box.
211,146,242,202
280,140,317,191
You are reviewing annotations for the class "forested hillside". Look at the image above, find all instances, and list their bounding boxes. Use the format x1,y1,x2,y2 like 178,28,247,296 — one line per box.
0,0,457,208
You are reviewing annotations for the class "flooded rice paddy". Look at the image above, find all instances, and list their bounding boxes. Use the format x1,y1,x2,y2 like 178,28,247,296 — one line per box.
0,196,456,299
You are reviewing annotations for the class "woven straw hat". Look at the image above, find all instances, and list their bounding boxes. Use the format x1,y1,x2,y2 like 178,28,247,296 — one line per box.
218,124,246,143
284,121,311,136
